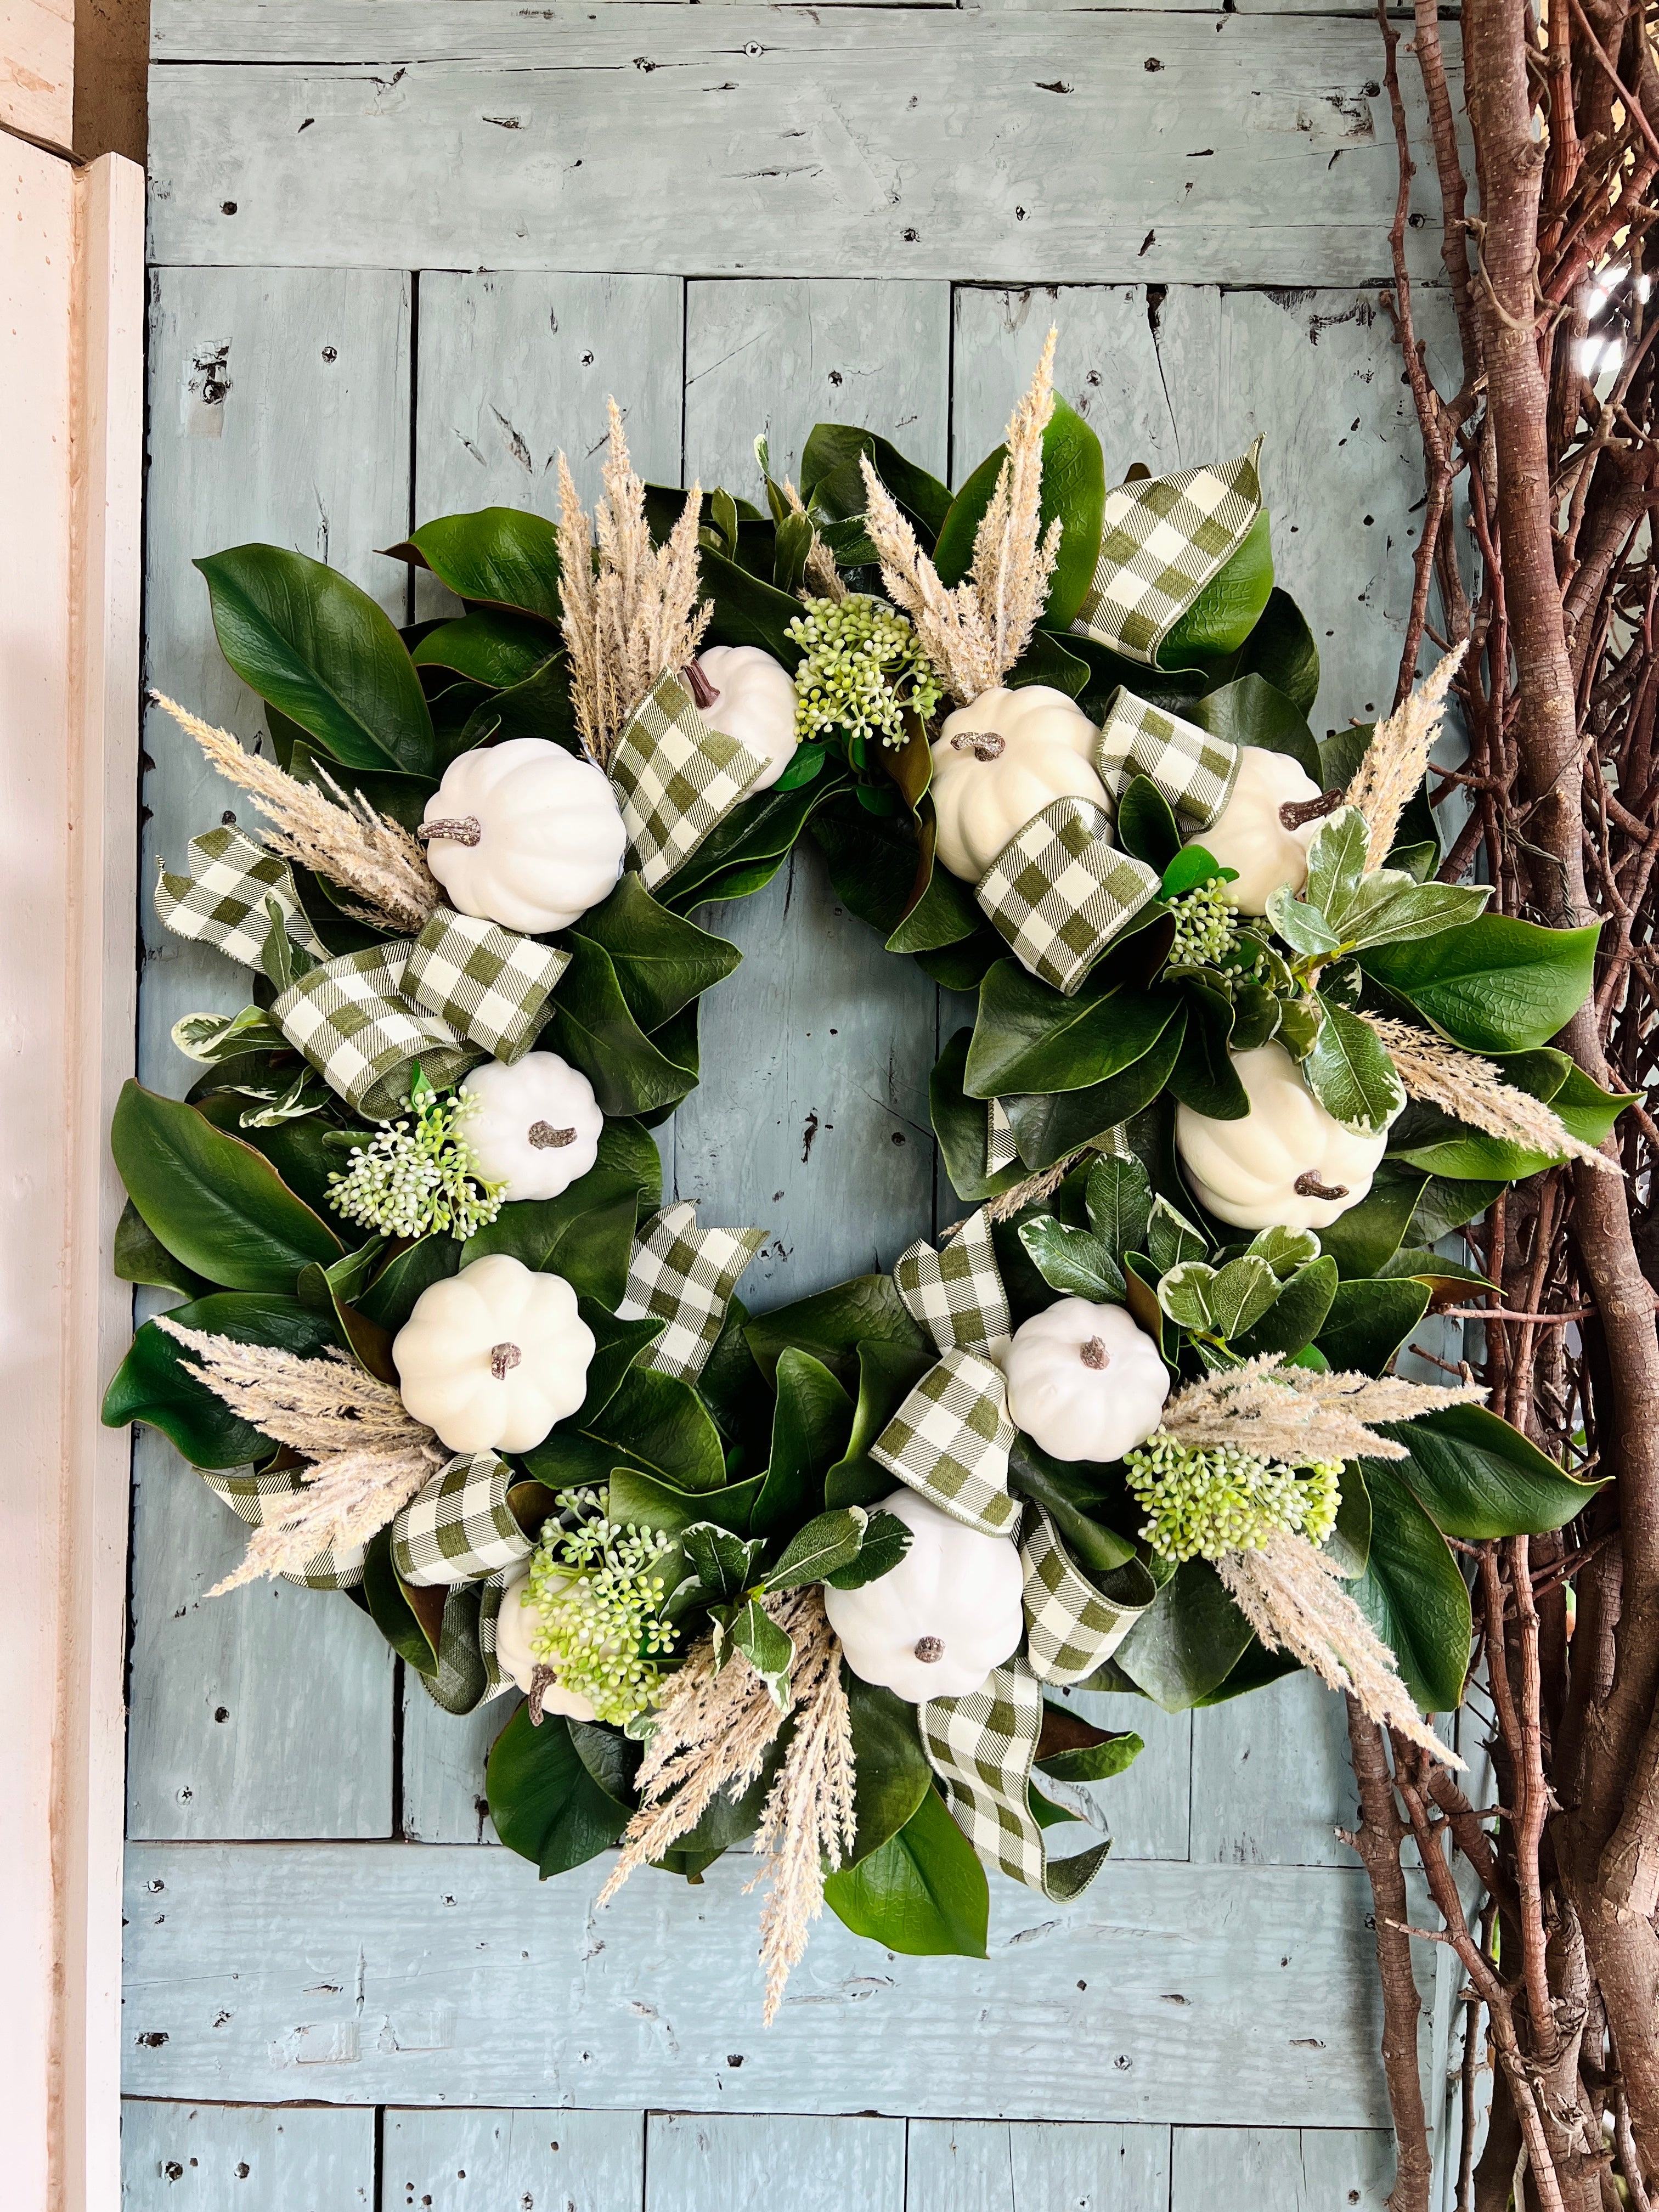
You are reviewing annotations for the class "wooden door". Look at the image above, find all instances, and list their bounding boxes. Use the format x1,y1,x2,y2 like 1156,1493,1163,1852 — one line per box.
122,8,1462,2204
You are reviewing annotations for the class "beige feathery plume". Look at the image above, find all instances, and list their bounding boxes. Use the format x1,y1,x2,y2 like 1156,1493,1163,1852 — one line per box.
1344,644,1466,871
783,477,847,603
860,330,1062,703
1361,1013,1619,1174
556,399,713,766
154,1316,445,1592
1219,1533,1463,1766
1161,1352,1483,1468
150,692,440,934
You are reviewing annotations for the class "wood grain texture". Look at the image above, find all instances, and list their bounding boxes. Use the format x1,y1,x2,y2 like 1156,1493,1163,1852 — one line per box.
1,0,74,150
647,2113,905,2211
906,2119,1172,2210
120,2101,374,2209
383,2107,645,2209
1170,2125,1396,2209
1051,1688,1193,1861
146,13,1452,284
1188,1674,1355,1867
122,1843,1391,2123
400,1681,511,1847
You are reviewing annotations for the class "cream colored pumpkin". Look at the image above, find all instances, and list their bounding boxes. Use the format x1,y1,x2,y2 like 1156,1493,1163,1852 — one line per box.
930,685,1106,882
393,1251,594,1454
1188,747,1333,915
691,645,799,792
460,1052,603,1201
822,1488,1024,1701
1003,1300,1170,1465
1176,1041,1393,1230
493,1566,599,1723
420,737,627,935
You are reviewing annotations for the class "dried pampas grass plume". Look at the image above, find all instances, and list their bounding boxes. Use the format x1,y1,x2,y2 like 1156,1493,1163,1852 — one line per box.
1161,1352,1485,1468
150,691,441,935
557,399,713,766
1344,643,1466,871
861,329,1062,702
154,1316,445,1590
1361,1013,1620,1174
782,475,848,603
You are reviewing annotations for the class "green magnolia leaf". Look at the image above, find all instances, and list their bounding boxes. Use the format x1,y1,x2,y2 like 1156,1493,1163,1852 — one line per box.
390,507,562,622
1303,997,1406,1136
1231,1255,1339,1361
935,396,1105,630
1167,981,1246,1120
1010,629,1091,698
823,1339,937,1508
1337,874,1491,951
1352,1460,1471,1716
1324,1464,1372,1578
745,1276,926,1391
843,1677,933,1864
800,423,953,543
1111,1558,1255,1710
765,1506,868,1590
462,1167,641,1309
1361,917,1601,1053
114,1199,211,1296
751,1348,855,1537
1036,1729,1144,1785
999,1006,1186,1175
572,1304,665,1428
526,1364,727,1495
551,935,700,1120
1018,1216,1126,1303
487,1706,630,1880
410,608,558,689
1236,588,1319,716
1371,1403,1602,1540
574,874,742,1035
1147,1193,1210,1273
823,1508,913,1589
1160,509,1274,667
355,1233,461,1330
101,1292,338,1465
196,544,435,775
112,1080,343,1293
1246,1224,1322,1278
720,1594,795,1708
1318,1163,1428,1279
967,964,1179,1101
1006,1438,1143,1578
698,543,807,667
1316,1278,1431,1377
1184,673,1322,784
822,1783,990,1958
607,1467,765,1538
1116,775,1183,872
361,1527,439,1675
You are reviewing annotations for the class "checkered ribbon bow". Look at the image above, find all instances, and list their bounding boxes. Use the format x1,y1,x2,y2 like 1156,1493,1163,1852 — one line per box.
871,1212,1152,1899
200,1464,366,1592
155,834,570,1118
391,1451,535,1588
609,670,771,890
1070,439,1265,668
617,1202,768,1384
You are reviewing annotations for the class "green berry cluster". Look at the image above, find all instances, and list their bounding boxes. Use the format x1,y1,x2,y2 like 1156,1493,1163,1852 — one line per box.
1125,1432,1342,1564
1165,879,1242,969
786,594,944,751
326,1087,501,1242
523,1491,680,1728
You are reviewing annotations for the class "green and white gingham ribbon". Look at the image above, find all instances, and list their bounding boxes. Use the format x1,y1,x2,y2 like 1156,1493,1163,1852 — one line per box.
976,796,1161,997
873,1212,1152,1897
609,670,771,890
1095,689,1240,836
403,909,570,1063
155,827,329,968
986,1098,1019,1178
198,1464,365,1590
616,1201,768,1384
270,940,484,1120
391,1451,534,1588
477,1569,518,1701
1070,439,1265,667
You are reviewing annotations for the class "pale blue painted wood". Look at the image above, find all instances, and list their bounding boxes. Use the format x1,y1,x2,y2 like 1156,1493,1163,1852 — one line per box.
1189,1674,1355,1867
646,2113,904,2212
905,2119,1172,2210
1171,2126,1396,2209
121,2102,374,2210
1047,1686,1192,1862
383,2108,645,2209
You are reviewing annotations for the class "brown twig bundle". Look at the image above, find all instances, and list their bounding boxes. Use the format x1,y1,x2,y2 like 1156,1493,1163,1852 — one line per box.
1341,644,1465,871
1362,1012,1618,1173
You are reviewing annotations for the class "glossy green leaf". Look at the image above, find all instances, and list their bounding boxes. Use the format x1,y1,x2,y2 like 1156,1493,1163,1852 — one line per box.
1362,918,1601,1053
1317,1164,1427,1279
698,543,806,667
487,1706,631,1879
1167,981,1246,1120
800,423,954,543
356,1233,461,1330
764,1506,868,1590
843,1677,933,1864
967,964,1180,1100
1304,997,1406,1136
525,1363,727,1494
410,608,558,690
1116,775,1183,872
574,873,742,1034
1235,588,1319,716
1352,1460,1471,1715
607,1467,765,1537
824,1509,913,1589
1036,1729,1144,1784
1009,629,1091,698
823,1338,938,1507
114,1199,210,1296
572,1302,665,1427
744,1275,926,1391
1231,1255,1339,1360
1159,509,1273,667
551,935,699,1120
1111,1558,1254,1711
1006,1437,1143,1578
935,396,1105,629
1316,1277,1431,1378
658,769,841,912
196,544,435,775
721,1595,795,1706
1371,1403,1602,1540
823,1783,990,1958
1085,1155,1153,1266
391,507,562,622
101,1292,338,1465
462,1168,640,1310
1000,1006,1186,1175
1408,1175,1506,1246
1185,673,1323,785
751,1348,855,1536
1018,1216,1126,1303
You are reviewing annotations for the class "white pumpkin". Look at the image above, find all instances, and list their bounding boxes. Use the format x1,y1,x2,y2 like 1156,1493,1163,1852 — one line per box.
460,1052,603,1201
1189,747,1335,916
393,1251,594,1454
1176,1041,1393,1231
1003,1300,1170,1465
493,1565,599,1723
823,1488,1024,1701
930,685,1107,882
420,738,627,935
689,645,799,792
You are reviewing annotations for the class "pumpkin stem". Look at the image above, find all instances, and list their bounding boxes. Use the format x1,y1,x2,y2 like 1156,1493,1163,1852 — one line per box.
1079,1336,1110,1370
528,1121,578,1149
417,816,483,848
683,659,720,711
490,1341,523,1380
913,1637,945,1663
1294,1172,1348,1200
950,730,1006,762
1278,787,1345,831
528,1662,557,1726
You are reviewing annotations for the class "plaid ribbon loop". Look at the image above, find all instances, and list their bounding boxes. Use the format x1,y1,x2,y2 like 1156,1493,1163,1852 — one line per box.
392,1451,535,1588
198,1465,365,1591
272,940,482,1120
871,1346,1020,1538
893,1210,1012,1353
1020,1509,1144,1686
609,671,771,890
1095,689,1241,837
976,796,1160,997
404,909,569,1066
616,1202,768,1383
155,827,329,968
1070,439,1265,667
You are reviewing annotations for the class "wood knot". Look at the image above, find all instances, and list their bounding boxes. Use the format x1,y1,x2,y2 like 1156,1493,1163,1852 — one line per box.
489,1341,523,1380
1278,788,1346,831
528,1121,577,1149
1079,1336,1110,1370
417,815,483,847
951,730,1006,761
683,659,720,711
1294,1172,1348,1200
913,1636,945,1663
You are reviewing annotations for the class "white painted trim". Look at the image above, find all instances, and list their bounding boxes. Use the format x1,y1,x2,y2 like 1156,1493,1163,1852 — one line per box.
0,141,143,2212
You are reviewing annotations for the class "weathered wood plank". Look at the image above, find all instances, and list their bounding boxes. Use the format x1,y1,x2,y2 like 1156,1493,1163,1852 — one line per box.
1170,2125,1396,2209
147,14,1453,284
647,2114,904,2211
400,1686,511,1847
120,2102,375,2210
1188,1674,1355,1867
905,2119,1173,2210
122,1843,1392,2123
383,2108,645,2209
1050,1687,1192,1861
129,268,414,1842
